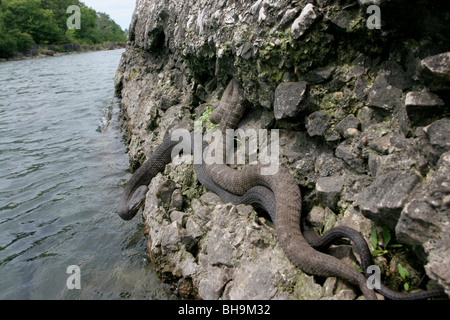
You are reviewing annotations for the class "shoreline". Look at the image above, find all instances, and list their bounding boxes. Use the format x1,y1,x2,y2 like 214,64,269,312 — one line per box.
0,42,125,63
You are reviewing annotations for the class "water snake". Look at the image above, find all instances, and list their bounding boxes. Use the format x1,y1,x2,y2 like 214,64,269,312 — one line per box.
118,79,445,300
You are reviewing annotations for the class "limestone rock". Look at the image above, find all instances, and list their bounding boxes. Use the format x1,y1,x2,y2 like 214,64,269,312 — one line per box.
367,75,403,111
395,200,442,246
273,82,308,120
316,176,345,210
357,171,420,229
405,91,445,125
291,4,319,40
420,52,450,91
335,115,361,137
306,111,330,137
424,118,450,152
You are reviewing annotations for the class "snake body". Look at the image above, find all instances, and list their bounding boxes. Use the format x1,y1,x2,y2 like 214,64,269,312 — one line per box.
118,79,445,300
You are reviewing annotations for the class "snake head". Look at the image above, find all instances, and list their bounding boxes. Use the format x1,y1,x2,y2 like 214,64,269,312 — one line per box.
118,185,149,220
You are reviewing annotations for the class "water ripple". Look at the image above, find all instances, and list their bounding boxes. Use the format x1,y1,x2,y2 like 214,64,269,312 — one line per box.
0,50,173,299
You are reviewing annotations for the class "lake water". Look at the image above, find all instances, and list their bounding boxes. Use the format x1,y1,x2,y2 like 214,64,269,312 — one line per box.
0,49,172,299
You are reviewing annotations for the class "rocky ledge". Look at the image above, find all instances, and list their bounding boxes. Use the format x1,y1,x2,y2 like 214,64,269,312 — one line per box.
115,0,449,299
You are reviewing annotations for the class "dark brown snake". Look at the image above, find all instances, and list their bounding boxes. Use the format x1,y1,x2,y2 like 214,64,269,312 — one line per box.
118,79,445,300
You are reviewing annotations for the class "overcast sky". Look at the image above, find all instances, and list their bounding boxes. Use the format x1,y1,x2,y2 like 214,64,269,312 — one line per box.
81,0,136,31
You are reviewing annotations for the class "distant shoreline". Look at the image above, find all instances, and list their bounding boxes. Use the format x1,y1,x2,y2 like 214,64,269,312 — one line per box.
0,42,126,62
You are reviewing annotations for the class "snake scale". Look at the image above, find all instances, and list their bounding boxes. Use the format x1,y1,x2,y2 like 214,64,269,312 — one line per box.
118,79,445,300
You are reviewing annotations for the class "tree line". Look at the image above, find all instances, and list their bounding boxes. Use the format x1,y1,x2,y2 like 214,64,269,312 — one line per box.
0,0,127,58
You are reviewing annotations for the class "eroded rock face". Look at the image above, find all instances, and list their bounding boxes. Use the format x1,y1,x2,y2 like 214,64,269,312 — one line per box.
116,0,450,299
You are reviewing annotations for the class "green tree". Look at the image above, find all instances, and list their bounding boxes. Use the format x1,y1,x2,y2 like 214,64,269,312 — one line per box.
0,0,126,58
1,0,62,44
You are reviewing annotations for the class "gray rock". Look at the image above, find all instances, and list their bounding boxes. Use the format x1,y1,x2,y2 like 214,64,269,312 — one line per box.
354,76,369,100
380,60,411,91
226,260,278,299
366,75,403,111
423,152,450,292
335,141,366,173
170,210,188,226
185,218,204,239
395,200,442,246
393,151,450,293
329,10,358,32
198,267,229,300
405,91,445,108
419,52,450,91
424,118,450,151
274,82,308,120
156,178,177,204
306,206,327,230
279,7,301,29
306,66,336,84
316,176,345,210
159,95,176,110
356,171,420,229
41,50,54,56
405,91,445,124
306,111,330,137
200,192,224,206
291,3,319,40
170,189,184,210
161,221,196,254
200,228,234,267
335,115,361,137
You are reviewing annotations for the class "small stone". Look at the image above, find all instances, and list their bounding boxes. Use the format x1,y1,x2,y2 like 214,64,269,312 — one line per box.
316,176,345,210
356,171,420,229
279,7,301,29
424,118,450,151
306,66,336,84
198,268,229,300
335,141,366,173
366,75,403,111
200,192,223,205
159,95,175,110
419,52,450,91
170,210,188,226
405,91,445,108
330,10,357,32
161,221,195,254
335,115,361,137
170,189,184,210
186,218,204,239
395,200,441,246
291,4,319,40
155,179,177,204
307,206,326,229
343,128,360,139
273,82,308,120
323,277,337,297
380,60,411,91
405,91,445,124
306,111,331,137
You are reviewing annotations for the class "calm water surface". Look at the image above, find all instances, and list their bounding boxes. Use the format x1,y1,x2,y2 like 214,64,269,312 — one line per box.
0,50,171,299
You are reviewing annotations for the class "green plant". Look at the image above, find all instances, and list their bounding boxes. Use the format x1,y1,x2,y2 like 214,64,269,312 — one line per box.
370,226,403,257
319,213,335,236
397,263,411,291
161,80,172,91
195,105,219,131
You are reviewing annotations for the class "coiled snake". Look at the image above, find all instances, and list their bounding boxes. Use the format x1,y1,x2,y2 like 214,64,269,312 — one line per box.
118,79,445,300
